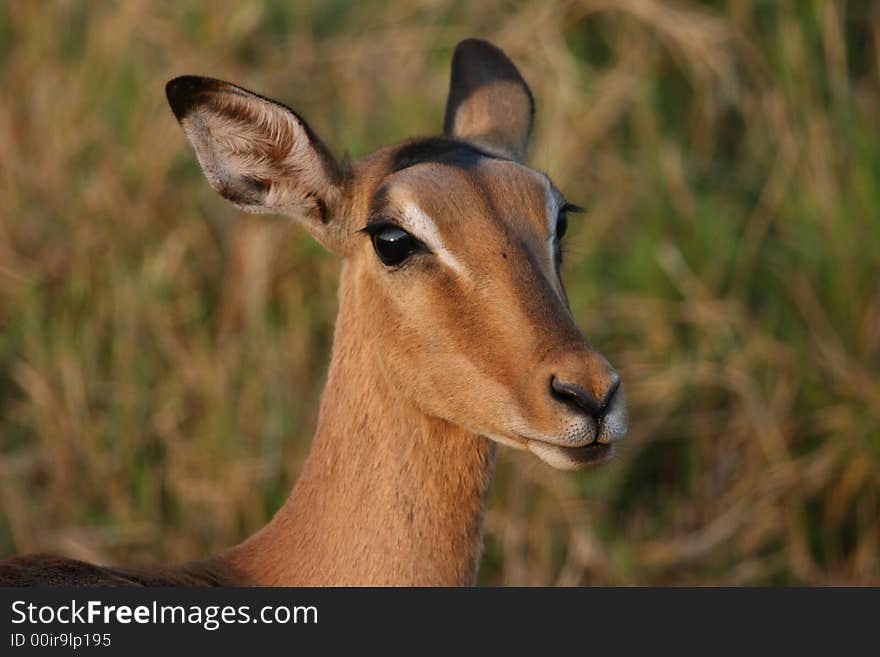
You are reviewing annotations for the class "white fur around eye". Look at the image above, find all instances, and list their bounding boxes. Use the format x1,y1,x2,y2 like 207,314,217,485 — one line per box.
543,178,567,299
546,189,560,257
399,201,467,277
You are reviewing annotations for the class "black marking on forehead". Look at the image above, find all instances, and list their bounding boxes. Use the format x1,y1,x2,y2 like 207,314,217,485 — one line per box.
368,184,391,221
389,137,506,173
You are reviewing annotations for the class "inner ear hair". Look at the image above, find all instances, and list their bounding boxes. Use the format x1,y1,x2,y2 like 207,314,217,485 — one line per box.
166,75,360,253
165,75,343,218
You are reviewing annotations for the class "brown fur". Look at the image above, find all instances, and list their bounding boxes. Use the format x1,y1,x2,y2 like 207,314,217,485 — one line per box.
220,272,498,585
0,39,626,586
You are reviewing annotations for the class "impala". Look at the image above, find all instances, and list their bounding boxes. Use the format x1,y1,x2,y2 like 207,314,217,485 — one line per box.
1,39,626,586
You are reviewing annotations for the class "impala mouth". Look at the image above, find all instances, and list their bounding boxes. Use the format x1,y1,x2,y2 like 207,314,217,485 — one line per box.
482,428,620,471
525,439,615,471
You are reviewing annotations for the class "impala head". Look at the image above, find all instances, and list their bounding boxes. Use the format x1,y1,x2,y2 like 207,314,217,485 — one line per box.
166,39,627,470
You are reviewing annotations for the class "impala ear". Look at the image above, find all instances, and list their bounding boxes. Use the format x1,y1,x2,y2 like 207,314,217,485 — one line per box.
443,39,535,162
166,76,351,254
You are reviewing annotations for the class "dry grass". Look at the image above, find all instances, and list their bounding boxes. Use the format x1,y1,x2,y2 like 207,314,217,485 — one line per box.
1,0,879,585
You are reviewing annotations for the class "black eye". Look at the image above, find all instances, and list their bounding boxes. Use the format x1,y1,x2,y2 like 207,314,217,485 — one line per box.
556,209,568,239
371,226,420,266
555,201,583,239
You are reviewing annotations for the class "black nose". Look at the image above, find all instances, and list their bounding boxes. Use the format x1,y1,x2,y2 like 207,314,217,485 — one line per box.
550,375,620,419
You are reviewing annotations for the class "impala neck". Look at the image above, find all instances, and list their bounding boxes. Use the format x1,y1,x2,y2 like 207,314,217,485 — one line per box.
224,267,496,585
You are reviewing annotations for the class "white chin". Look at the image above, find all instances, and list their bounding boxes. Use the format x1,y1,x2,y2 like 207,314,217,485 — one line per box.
526,440,615,471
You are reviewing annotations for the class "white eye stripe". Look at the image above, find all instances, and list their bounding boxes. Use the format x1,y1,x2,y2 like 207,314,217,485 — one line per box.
545,179,561,256
545,184,560,235
399,202,467,277
543,178,568,300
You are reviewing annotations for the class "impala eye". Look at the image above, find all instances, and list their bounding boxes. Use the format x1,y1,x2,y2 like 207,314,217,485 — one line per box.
556,209,568,239
370,226,421,266
556,202,583,240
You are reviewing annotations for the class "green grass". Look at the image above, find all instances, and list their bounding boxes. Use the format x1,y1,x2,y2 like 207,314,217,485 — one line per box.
1,0,878,585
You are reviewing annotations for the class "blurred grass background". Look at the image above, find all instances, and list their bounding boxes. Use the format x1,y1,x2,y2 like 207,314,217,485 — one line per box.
1,0,879,585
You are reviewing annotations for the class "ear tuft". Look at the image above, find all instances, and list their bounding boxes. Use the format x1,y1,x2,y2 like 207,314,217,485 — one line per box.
166,75,223,122
443,39,535,161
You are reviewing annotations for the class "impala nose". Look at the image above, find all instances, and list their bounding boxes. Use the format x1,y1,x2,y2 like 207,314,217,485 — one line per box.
550,373,621,420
